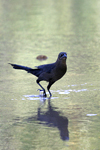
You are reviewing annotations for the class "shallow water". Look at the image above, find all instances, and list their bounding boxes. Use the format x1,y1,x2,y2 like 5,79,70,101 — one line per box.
0,0,100,150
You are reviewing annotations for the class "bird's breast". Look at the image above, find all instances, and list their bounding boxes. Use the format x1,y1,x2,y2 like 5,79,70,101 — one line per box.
52,64,67,81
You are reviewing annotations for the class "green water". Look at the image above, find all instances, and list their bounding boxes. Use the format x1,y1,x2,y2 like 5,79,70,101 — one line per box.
0,0,100,149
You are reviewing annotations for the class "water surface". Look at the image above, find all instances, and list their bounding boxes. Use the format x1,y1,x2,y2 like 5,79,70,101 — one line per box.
0,0,100,150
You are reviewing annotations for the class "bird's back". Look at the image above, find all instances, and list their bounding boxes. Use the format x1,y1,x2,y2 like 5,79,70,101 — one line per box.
30,63,56,77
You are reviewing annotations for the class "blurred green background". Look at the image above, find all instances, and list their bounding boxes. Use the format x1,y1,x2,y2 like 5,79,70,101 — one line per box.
0,0,100,150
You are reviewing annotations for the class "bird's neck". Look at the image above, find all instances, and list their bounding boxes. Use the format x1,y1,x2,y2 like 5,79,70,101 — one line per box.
56,59,67,70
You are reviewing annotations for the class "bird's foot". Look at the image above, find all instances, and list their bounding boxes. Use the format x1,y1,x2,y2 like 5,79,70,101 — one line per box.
43,92,47,97
38,89,47,97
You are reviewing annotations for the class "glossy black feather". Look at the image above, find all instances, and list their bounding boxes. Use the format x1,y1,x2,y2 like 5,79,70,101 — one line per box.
9,52,67,97
36,63,56,73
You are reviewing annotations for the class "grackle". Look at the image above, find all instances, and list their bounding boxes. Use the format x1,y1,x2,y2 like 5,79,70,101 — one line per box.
9,52,67,97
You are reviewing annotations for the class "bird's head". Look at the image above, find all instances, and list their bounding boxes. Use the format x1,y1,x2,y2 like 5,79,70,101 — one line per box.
58,52,67,61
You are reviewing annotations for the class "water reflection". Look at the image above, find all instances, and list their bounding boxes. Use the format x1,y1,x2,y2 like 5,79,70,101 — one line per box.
37,97,69,141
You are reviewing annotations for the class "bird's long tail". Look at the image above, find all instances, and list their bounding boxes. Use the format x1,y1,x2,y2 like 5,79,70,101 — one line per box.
9,63,40,77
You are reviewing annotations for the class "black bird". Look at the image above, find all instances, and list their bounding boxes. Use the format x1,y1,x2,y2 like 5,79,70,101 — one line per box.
9,52,67,97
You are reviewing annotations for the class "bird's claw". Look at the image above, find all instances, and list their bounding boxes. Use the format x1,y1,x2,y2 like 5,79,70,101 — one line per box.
37,89,43,92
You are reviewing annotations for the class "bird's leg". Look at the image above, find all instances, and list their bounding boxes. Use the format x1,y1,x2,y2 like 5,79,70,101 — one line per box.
48,90,52,97
37,80,47,97
47,82,54,97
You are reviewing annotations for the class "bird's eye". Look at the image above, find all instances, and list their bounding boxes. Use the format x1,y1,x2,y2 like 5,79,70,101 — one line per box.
60,54,63,57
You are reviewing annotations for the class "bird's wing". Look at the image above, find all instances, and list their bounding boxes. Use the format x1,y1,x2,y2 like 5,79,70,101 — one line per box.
36,63,56,73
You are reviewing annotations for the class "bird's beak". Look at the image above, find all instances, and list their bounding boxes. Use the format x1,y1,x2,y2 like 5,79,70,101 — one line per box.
62,53,67,59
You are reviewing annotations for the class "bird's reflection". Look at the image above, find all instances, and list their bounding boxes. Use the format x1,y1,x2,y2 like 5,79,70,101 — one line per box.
37,97,69,141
